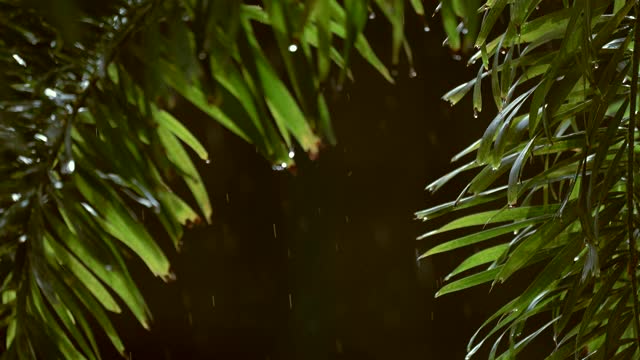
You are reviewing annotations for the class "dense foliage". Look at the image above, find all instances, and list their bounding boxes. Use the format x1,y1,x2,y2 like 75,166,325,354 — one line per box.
0,0,419,358
419,0,640,358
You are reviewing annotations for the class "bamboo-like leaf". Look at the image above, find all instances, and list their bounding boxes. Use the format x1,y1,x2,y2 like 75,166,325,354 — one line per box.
74,174,171,278
507,137,536,205
445,244,509,280
436,267,503,297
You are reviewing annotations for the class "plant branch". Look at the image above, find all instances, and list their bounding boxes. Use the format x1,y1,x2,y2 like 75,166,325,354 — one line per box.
46,0,157,176
627,0,640,347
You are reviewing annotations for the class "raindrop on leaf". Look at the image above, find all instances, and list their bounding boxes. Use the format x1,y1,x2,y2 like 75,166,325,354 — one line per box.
61,159,75,175
34,133,48,143
44,88,58,99
287,44,298,53
12,54,26,67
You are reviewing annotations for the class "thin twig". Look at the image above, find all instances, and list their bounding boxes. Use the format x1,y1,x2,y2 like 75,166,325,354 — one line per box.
626,0,640,347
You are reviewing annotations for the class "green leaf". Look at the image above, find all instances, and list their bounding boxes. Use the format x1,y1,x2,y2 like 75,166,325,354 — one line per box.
152,108,208,161
74,174,170,278
155,114,212,223
436,266,503,297
445,243,509,280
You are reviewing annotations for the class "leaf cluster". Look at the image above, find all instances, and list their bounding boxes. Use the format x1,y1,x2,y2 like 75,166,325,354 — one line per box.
0,0,415,358
421,0,640,358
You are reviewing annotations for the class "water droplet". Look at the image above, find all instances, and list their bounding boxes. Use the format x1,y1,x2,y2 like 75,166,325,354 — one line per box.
18,235,27,243
61,159,75,175
288,150,295,159
461,28,469,35
473,110,478,118
12,54,26,67
34,133,48,143
105,264,113,271
500,49,507,55
163,271,177,282
44,88,58,99
53,181,63,189
198,52,206,60
50,40,57,48
81,202,98,217
11,193,21,202
423,25,431,32
593,62,599,69
288,293,293,309
574,256,580,262
287,44,298,53
205,159,211,164
281,162,287,169
409,68,417,78
80,79,90,90
17,156,33,165
452,54,462,61
369,11,376,20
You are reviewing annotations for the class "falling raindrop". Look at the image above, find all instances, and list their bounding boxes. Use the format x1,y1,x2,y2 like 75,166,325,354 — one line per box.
287,44,298,53
225,193,230,203
212,295,215,308
409,68,417,78
44,88,58,99
272,223,277,238
11,193,21,202
18,235,27,243
288,293,293,309
81,202,98,216
12,54,26,67
61,159,76,175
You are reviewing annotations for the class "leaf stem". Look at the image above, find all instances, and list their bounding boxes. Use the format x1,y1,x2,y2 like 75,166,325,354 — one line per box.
627,0,640,347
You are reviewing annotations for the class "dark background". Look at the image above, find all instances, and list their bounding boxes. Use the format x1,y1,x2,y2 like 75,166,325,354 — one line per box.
106,11,554,360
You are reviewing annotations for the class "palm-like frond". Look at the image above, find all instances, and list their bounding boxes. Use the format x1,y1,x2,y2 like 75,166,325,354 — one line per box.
1,0,414,357
422,1,640,358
